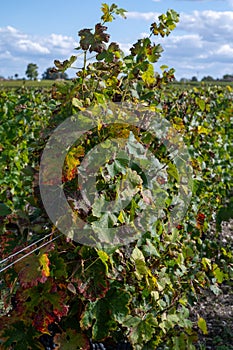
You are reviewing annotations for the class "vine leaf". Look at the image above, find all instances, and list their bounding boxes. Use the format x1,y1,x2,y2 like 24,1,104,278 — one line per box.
78,28,94,51
97,249,109,274
54,329,90,350
78,24,110,53
54,55,77,72
91,23,110,53
81,286,131,340
73,259,109,301
197,317,208,335
15,251,51,288
101,3,127,23
0,322,41,350
150,10,179,37
39,253,50,278
63,145,85,182
0,203,11,216
123,314,157,346
131,246,149,280
141,63,156,86
213,264,225,283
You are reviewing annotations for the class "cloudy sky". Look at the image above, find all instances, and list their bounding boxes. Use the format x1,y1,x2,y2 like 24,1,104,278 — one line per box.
1,0,233,80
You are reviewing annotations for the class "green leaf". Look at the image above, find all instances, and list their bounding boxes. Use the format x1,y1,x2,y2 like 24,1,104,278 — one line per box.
197,125,209,135
124,314,157,346
0,203,11,216
197,317,208,335
101,3,113,22
74,258,109,301
131,247,149,280
0,322,40,350
142,238,160,257
195,97,206,112
54,329,89,350
81,286,131,340
54,55,77,72
167,162,179,181
49,253,67,279
93,92,106,104
131,246,145,262
160,64,169,71
146,44,163,63
213,264,224,283
101,3,127,22
78,28,94,51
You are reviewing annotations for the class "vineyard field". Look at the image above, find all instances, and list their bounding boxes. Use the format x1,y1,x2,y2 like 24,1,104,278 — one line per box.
0,4,233,349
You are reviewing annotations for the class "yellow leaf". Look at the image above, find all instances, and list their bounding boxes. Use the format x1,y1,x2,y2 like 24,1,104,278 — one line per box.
198,317,208,335
118,210,125,224
151,291,159,301
142,64,156,86
197,126,209,135
72,97,86,111
201,257,212,270
39,253,50,278
97,250,109,274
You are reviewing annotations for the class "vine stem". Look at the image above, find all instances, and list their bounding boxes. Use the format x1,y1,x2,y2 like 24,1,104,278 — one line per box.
81,50,87,99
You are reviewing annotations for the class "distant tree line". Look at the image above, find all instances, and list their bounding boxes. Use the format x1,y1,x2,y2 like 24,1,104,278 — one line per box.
24,63,69,80
1,63,70,81
2,63,233,82
41,67,68,80
180,74,233,83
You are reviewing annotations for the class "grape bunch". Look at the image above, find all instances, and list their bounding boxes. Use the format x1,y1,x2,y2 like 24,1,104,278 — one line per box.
39,323,132,350
39,333,57,350
39,323,60,350
90,339,132,350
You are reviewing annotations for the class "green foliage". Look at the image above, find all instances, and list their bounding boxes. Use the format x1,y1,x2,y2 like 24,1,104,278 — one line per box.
0,87,57,209
25,63,39,80
42,67,68,80
150,9,179,37
0,3,232,350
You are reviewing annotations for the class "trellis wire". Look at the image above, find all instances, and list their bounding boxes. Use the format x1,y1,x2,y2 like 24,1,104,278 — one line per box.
0,231,55,265
0,233,63,274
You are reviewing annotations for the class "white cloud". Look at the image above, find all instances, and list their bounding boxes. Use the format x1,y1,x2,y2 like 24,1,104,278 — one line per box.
1,7,233,80
118,43,131,55
17,40,50,54
43,34,76,55
179,10,233,42
0,26,78,78
127,11,160,21
119,9,233,80
216,44,233,57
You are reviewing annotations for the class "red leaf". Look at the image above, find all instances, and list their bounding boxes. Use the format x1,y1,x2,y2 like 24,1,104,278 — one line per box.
15,252,51,289
73,259,109,301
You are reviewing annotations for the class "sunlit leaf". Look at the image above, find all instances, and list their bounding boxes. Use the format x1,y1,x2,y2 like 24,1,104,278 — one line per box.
142,64,156,86
39,253,50,278
197,317,208,335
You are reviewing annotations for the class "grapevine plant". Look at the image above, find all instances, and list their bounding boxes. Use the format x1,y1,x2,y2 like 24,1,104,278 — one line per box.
0,3,233,350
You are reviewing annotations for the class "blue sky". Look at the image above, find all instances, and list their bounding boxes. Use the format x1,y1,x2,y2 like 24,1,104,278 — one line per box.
1,0,233,80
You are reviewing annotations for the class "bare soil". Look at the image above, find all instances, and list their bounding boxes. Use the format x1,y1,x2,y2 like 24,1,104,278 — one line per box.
192,220,233,350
